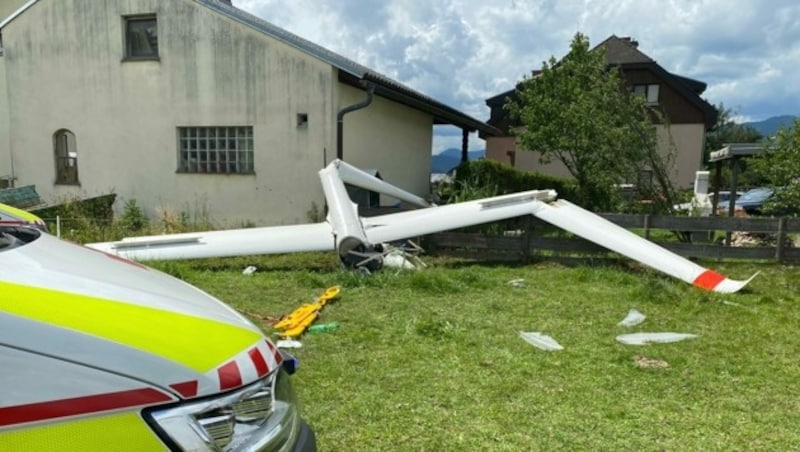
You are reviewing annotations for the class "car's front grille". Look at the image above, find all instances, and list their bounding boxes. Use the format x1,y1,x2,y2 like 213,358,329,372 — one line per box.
150,369,301,451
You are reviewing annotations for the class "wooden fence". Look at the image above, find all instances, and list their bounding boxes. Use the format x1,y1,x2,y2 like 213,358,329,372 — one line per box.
423,214,800,264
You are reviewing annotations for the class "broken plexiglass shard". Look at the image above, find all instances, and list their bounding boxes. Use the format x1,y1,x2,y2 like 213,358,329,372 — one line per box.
518,331,564,351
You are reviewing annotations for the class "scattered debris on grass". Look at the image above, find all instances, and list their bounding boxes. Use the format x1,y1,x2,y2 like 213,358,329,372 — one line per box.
242,265,257,275
307,322,339,333
276,338,303,349
508,278,525,288
616,332,698,346
617,309,646,327
633,355,669,368
518,331,563,351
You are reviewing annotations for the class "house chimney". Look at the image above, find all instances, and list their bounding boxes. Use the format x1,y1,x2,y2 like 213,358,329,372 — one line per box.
620,36,639,48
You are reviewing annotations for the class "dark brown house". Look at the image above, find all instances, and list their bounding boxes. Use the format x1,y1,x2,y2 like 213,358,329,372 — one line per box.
483,35,717,188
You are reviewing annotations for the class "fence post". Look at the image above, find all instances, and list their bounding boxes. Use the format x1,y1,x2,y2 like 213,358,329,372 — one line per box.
643,214,651,240
56,215,61,238
522,216,532,263
776,217,787,262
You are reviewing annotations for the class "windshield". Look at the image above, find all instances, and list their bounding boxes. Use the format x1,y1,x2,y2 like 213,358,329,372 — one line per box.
737,188,773,202
0,227,41,252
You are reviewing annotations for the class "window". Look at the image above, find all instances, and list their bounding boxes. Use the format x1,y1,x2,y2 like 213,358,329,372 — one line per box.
54,129,79,185
633,84,659,104
124,15,158,59
178,127,254,174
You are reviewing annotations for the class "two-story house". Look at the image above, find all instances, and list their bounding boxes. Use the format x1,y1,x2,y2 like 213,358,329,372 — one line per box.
0,0,496,226
483,35,717,189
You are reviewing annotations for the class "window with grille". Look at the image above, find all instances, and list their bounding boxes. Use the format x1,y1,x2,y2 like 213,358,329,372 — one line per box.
177,127,254,174
53,129,79,185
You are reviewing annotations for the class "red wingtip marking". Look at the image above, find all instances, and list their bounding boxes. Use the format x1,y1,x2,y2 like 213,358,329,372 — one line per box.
693,270,726,290
169,381,199,398
218,361,243,390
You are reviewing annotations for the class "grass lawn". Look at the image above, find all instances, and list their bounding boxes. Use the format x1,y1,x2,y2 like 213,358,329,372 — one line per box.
151,254,800,450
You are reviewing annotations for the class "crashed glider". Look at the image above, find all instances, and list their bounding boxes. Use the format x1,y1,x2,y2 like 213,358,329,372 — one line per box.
87,159,756,293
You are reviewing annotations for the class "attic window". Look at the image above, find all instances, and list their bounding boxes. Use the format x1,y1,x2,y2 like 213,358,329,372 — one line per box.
296,113,308,128
124,15,158,60
633,84,659,105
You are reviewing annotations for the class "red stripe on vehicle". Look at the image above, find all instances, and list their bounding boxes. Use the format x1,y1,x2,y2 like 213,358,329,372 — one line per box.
218,361,242,390
249,347,269,377
265,339,283,366
169,381,199,398
0,388,172,427
82,243,148,270
693,270,726,290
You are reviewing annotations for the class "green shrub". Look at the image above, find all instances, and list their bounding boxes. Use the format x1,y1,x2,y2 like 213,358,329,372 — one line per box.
444,159,578,202
119,199,149,232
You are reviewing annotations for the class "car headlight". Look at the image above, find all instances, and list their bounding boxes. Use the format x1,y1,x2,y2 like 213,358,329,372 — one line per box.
146,369,301,451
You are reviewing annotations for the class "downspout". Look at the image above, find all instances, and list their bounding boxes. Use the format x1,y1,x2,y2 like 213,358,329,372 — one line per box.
337,83,375,160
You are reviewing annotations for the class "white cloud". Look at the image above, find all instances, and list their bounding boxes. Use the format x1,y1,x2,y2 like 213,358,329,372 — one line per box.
236,0,800,151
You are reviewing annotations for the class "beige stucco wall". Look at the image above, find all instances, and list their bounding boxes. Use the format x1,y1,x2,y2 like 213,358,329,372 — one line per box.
0,0,28,22
658,123,705,189
2,0,435,226
486,124,705,189
338,83,433,205
485,136,572,178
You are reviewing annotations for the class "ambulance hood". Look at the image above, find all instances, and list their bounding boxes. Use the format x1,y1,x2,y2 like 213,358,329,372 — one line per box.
0,232,283,400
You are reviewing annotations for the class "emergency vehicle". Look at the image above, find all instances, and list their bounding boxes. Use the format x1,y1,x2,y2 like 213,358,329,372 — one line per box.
0,206,316,451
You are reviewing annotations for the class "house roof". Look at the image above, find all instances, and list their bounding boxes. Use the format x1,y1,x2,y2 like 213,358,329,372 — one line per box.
196,0,499,136
1,0,498,136
484,35,717,128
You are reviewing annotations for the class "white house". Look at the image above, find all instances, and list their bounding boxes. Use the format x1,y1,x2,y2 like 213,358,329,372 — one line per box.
0,0,495,226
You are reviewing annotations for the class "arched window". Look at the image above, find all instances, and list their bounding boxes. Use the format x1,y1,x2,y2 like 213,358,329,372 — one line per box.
53,129,79,185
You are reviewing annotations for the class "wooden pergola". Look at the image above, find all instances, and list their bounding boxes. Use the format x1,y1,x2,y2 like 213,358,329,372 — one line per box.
708,143,764,217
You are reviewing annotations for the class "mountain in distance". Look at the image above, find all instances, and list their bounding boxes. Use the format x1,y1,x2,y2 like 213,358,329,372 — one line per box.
742,115,797,137
432,148,485,174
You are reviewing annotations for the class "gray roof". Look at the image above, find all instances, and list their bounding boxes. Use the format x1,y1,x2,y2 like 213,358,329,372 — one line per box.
197,0,499,136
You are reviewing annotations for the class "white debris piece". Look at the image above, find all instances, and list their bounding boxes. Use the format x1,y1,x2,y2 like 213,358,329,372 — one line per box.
508,278,525,288
616,332,698,346
242,265,257,275
519,331,564,351
617,309,646,327
383,250,423,270
276,339,302,349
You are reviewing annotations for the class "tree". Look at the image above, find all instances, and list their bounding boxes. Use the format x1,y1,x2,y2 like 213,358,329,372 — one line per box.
704,104,764,187
506,33,676,212
749,119,800,217
705,104,762,161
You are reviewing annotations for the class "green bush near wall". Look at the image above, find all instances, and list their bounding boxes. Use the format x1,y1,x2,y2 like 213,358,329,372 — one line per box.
444,159,578,202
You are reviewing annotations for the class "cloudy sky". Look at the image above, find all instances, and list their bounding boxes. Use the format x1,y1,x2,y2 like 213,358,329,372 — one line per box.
236,0,800,153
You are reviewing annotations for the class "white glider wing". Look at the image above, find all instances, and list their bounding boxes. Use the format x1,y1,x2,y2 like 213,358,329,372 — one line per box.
362,190,556,242
86,223,334,261
528,199,758,294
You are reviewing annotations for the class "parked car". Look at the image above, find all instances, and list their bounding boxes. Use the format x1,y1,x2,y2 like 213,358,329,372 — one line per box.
714,190,744,206
673,190,743,213
735,187,774,215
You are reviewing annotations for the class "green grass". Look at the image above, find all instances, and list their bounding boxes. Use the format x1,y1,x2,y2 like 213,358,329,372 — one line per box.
150,255,800,450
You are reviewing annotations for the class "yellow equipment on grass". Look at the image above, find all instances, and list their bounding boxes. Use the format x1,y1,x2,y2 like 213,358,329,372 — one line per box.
272,286,340,338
